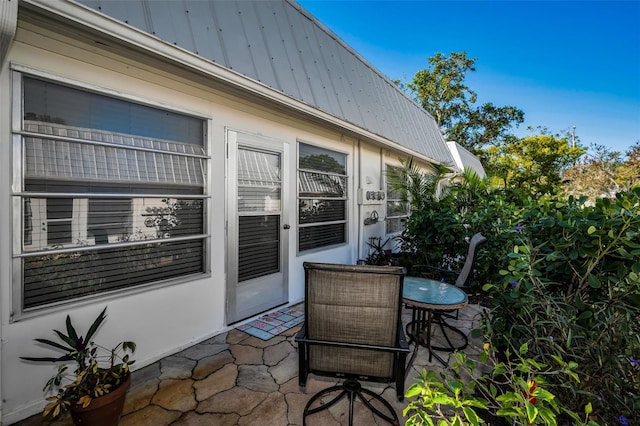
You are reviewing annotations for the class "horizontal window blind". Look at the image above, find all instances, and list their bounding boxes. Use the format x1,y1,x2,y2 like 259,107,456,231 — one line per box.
15,74,209,311
297,143,348,251
238,215,280,282
385,165,409,235
23,240,205,309
299,223,346,252
299,199,346,224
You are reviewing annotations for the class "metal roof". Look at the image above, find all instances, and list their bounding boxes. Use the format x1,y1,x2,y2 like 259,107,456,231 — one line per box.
74,0,455,166
446,141,486,178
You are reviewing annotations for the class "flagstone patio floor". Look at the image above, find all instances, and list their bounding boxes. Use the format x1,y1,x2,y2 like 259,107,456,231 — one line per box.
14,303,486,426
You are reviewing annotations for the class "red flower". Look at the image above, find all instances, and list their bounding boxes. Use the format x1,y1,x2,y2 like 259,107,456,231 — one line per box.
525,381,537,405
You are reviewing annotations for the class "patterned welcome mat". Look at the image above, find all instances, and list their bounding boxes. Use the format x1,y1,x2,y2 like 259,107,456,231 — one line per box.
237,307,305,340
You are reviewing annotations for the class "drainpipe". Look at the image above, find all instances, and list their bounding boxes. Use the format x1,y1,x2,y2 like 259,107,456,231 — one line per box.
356,139,363,262
0,1,17,420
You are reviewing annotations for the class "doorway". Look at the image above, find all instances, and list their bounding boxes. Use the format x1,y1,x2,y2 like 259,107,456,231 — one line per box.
226,130,289,324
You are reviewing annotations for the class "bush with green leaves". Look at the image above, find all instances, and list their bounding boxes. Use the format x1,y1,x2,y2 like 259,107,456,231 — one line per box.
404,343,598,426
397,164,640,423
485,188,640,423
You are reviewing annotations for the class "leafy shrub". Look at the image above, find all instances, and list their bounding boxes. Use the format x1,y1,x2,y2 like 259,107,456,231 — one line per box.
399,174,640,424
485,188,640,423
404,343,597,426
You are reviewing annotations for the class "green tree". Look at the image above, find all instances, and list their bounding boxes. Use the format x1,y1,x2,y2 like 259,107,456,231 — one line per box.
407,51,477,131
617,141,640,189
562,143,623,201
405,51,524,152
484,132,584,195
450,102,524,152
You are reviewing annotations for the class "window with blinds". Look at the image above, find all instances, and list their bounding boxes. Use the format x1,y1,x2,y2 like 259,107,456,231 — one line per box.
14,75,209,311
297,143,348,251
237,147,281,282
385,165,410,235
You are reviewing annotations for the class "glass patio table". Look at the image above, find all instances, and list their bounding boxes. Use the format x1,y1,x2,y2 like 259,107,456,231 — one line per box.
402,276,468,365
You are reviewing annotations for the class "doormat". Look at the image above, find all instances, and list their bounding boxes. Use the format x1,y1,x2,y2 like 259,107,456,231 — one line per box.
237,307,305,340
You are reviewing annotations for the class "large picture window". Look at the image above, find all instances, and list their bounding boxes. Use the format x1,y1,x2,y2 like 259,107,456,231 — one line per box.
385,165,410,235
297,143,348,251
13,74,209,311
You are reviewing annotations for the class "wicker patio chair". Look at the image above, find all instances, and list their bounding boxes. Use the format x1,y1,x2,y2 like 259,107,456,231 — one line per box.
295,262,410,426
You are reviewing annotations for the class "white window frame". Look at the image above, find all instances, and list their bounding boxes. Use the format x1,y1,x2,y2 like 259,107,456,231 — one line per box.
385,164,410,236
296,141,349,253
11,69,211,318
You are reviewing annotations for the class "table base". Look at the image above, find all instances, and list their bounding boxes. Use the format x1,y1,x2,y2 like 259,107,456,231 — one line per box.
405,306,468,366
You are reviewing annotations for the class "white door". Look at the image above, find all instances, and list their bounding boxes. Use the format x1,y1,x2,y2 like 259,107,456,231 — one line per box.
226,130,289,324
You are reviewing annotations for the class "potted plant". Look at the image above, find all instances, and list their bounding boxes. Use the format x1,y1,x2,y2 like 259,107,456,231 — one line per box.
21,306,136,426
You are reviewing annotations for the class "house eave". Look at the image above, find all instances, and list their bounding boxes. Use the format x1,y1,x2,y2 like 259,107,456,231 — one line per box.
19,0,446,167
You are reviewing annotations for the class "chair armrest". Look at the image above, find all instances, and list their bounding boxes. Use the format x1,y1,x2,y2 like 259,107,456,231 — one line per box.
295,335,410,354
294,324,307,341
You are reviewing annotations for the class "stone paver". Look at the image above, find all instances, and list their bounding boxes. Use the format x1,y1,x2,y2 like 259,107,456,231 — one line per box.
13,303,484,426
192,349,235,380
193,363,237,401
152,379,197,412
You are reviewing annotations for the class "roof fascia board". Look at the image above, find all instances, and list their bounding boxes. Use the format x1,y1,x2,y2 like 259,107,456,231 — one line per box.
0,0,18,67
20,0,443,165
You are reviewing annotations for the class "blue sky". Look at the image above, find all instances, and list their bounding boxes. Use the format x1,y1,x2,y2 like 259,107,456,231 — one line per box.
297,0,640,155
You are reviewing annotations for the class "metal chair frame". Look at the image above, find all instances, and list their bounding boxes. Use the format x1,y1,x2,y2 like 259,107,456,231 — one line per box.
295,262,410,425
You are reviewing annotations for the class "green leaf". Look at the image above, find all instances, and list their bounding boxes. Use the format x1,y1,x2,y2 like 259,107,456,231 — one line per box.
405,384,423,398
519,342,529,355
53,330,75,348
464,399,488,409
534,388,555,402
587,225,596,234
65,315,79,344
496,392,522,403
525,401,539,423
587,274,602,289
496,407,522,416
462,406,481,425
538,407,558,426
577,310,593,320
32,338,72,352
432,395,454,405
85,307,108,343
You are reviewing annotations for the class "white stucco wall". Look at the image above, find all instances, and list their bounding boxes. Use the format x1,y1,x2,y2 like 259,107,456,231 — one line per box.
0,11,441,422
0,20,357,423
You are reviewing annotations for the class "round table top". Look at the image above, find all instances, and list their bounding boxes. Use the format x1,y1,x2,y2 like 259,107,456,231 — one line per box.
402,276,468,310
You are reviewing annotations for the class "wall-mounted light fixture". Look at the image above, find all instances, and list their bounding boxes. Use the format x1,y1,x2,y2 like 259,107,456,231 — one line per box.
364,210,379,226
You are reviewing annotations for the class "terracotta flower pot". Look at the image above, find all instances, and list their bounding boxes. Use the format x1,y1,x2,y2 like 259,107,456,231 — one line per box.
69,373,131,426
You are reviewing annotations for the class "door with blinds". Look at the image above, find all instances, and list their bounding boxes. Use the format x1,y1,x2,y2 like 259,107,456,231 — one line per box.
226,130,289,324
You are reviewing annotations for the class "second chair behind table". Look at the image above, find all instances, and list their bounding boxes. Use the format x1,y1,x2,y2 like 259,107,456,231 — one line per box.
413,232,487,319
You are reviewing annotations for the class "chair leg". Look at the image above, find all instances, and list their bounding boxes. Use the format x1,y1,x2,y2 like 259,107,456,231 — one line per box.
395,353,407,401
302,379,399,426
298,343,308,386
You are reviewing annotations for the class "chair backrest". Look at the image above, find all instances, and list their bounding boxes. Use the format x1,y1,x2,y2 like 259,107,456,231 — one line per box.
454,232,488,288
303,262,405,379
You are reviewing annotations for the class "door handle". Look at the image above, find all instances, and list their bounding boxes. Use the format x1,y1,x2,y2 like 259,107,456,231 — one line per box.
283,224,290,230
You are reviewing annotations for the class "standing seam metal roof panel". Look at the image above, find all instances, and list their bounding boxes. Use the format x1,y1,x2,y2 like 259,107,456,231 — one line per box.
237,2,279,89
269,1,316,106
77,0,455,166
